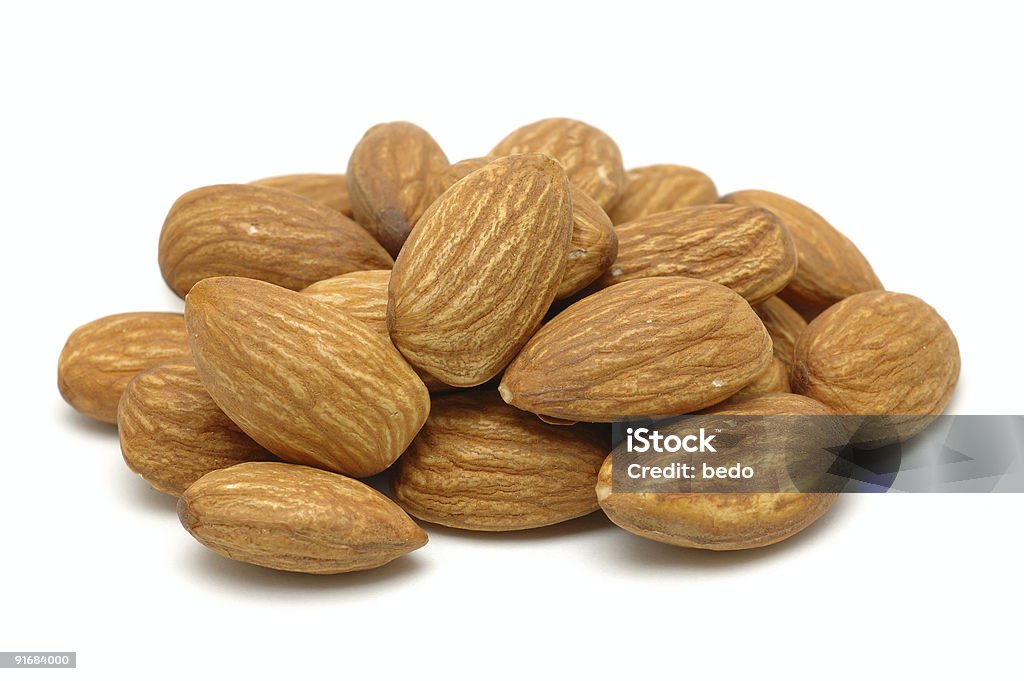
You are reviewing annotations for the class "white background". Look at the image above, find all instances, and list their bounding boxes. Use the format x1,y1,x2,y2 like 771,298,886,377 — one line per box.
2,1,1022,678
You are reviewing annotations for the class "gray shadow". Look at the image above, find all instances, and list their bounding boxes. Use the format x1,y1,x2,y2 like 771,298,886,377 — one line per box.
122,474,180,515
418,510,618,542
60,405,118,439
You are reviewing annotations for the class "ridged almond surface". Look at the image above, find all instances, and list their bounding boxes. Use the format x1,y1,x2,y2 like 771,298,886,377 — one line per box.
250,173,352,217
499,277,773,422
722,190,883,317
490,118,626,210
436,156,617,300
393,391,608,531
791,291,960,443
185,276,430,477
159,184,392,298
388,154,573,387
754,296,808,369
608,164,718,224
718,356,791,407
301,270,451,393
117,361,274,496
346,121,449,257
58,312,190,423
597,394,840,550
597,204,796,304
178,462,427,574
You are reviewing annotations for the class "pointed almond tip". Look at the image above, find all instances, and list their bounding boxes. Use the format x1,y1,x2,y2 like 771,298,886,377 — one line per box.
497,383,513,404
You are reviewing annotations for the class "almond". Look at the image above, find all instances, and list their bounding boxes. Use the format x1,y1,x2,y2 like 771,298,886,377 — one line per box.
791,291,960,444
717,356,790,407
754,296,808,369
178,462,427,574
490,118,626,210
721,189,883,317
117,361,274,496
250,173,353,217
436,156,618,300
388,154,573,387
597,204,797,304
58,312,190,423
301,270,452,393
393,391,608,531
185,276,430,477
346,121,450,257
499,277,773,422
608,164,718,224
596,393,842,550
159,184,392,298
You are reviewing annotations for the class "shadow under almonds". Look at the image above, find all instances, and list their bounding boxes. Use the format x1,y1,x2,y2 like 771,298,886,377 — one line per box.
417,509,619,543
602,494,854,572
124,476,180,514
60,403,119,439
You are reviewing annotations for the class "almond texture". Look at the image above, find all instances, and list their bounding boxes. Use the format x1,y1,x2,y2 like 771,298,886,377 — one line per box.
178,462,427,573
755,296,808,369
250,173,353,217
388,154,573,387
608,164,718,224
159,183,392,298
393,391,608,531
185,276,430,477
58,312,191,423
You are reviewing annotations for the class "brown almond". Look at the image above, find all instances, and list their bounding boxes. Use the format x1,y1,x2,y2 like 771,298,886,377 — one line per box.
608,164,718,224
178,462,427,574
490,118,626,210
250,173,353,217
791,291,960,443
717,356,791,407
393,391,608,531
597,204,797,304
118,361,274,496
388,154,573,387
499,277,773,422
754,296,808,369
721,189,883,317
346,121,450,257
159,184,392,298
58,312,190,423
185,276,430,477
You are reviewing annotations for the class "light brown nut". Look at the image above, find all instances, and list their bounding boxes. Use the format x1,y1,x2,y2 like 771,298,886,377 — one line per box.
346,121,450,257
301,271,452,393
490,118,626,210
597,204,797,305
436,157,618,301
596,393,841,550
118,361,274,496
499,277,773,422
159,184,392,298
178,462,427,574
185,276,430,477
393,391,608,531
754,296,808,369
608,164,718,224
388,154,573,387
717,356,791,407
58,312,190,423
791,291,960,444
249,173,352,218
721,189,883,317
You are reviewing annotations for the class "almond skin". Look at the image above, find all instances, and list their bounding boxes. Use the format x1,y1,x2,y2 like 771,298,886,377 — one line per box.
754,296,808,369
791,291,960,444
117,361,275,496
596,394,841,550
159,184,392,298
58,312,191,423
301,270,452,393
608,164,718,224
436,156,618,300
499,277,773,422
388,154,573,387
717,356,791,407
393,391,608,531
490,118,626,210
178,462,427,574
250,173,353,217
597,204,797,304
185,276,430,477
721,189,883,317
346,121,450,257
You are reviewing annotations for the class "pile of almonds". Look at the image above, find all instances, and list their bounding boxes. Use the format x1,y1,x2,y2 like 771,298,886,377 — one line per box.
58,118,960,573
